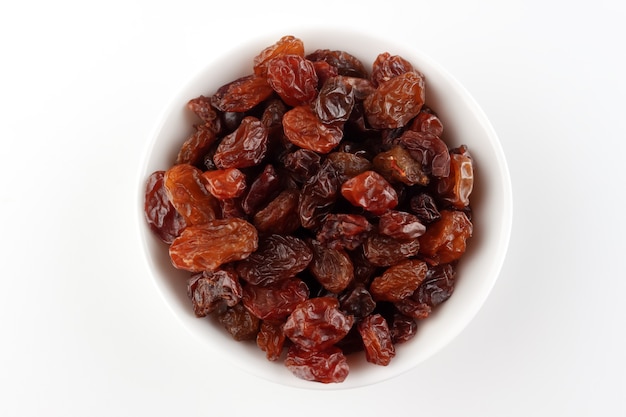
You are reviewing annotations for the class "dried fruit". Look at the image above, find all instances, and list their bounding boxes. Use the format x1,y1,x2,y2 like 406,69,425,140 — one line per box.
253,189,301,235
283,105,343,154
316,213,372,250
187,267,242,317
358,314,395,365
214,116,268,169
169,219,258,272
369,259,428,302
378,210,426,240
211,75,274,112
267,55,318,106
363,233,420,267
340,171,398,215
285,344,349,383
257,321,287,361
218,302,260,341
254,35,305,76
243,277,309,320
364,71,425,129
419,210,473,265
312,76,355,124
437,145,474,208
144,171,187,244
202,168,246,199
373,145,429,186
308,239,354,293
163,164,219,226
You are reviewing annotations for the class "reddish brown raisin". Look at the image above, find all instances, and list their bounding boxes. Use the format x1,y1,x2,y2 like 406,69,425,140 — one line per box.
257,321,287,361
253,189,301,235
163,164,219,226
316,214,373,250
214,116,268,169
398,130,451,177
242,277,309,320
298,160,341,230
437,146,474,208
306,49,368,78
413,263,456,307
371,52,415,87
236,234,312,286
378,210,426,240
187,95,222,132
253,35,305,76
358,314,395,366
372,145,429,186
211,74,274,113
326,151,372,181
283,105,343,154
176,123,218,167
308,239,354,293
312,76,355,124
169,219,258,272
267,55,318,107
202,168,246,199
418,210,473,265
363,233,420,267
283,297,354,351
364,71,425,129
369,259,428,302
242,164,281,215
218,302,260,341
187,267,242,317
340,171,398,215
285,344,349,383
144,171,187,244
409,108,444,137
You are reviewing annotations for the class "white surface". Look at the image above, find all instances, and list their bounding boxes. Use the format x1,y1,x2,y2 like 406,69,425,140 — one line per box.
1,0,624,415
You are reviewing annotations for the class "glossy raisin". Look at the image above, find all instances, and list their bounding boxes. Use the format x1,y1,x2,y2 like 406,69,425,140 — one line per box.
409,193,441,224
398,130,451,177
312,76,355,124
285,344,349,383
253,35,305,76
169,219,258,272
298,160,341,230
283,149,321,183
363,233,420,267
308,239,354,293
176,123,218,167
306,49,368,78
236,234,312,286
372,145,429,186
378,210,426,240
144,171,187,244
266,55,318,107
202,168,246,199
437,145,474,209
371,52,415,87
283,297,354,351
218,302,260,341
242,277,309,320
316,213,372,250
413,263,456,307
389,313,418,344
187,267,242,317
242,164,281,215
369,259,428,302
253,189,301,235
326,151,372,182
340,171,398,215
418,210,473,265
364,71,425,129
163,164,219,226
256,321,287,361
187,95,222,132
339,284,376,318
358,314,395,366
409,108,444,137
210,74,274,113
283,105,343,154
214,116,268,169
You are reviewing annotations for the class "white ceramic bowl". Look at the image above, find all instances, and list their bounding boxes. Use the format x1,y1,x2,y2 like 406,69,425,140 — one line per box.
136,28,513,389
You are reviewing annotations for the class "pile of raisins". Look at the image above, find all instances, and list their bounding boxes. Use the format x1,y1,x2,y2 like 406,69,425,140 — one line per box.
144,36,474,384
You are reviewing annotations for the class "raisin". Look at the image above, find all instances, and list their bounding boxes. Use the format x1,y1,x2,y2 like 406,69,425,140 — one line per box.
187,95,222,132
339,284,376,318
253,35,305,76
210,74,274,113
176,123,219,167
311,60,339,88
283,297,354,351
394,298,432,320
372,145,429,186
413,263,456,307
364,71,425,129
169,219,258,272
306,49,368,78
326,151,372,182
308,239,354,293
363,233,420,267
214,116,268,169
285,344,349,383
369,259,428,302
236,234,312,285
253,189,301,235
257,321,287,361
283,105,343,154
267,55,318,107
409,108,444,137
163,164,219,226
312,76,355,124
378,210,426,240
398,130,451,177
437,145,474,209
218,302,260,341
409,193,441,224
389,313,418,344
298,160,341,230
418,210,473,265
144,171,187,244
218,198,245,219
283,149,321,183
242,164,281,215
340,171,398,215
202,168,247,199
242,277,309,320
371,52,415,87
316,213,373,250
187,267,242,317
358,314,395,366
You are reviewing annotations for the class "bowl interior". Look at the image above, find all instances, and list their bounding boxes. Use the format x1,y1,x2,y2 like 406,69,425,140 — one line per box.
136,28,513,389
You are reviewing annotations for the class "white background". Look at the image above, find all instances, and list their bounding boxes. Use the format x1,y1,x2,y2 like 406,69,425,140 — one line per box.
1,0,625,416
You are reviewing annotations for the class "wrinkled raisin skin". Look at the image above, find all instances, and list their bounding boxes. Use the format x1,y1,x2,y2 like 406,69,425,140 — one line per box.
144,171,187,244
285,344,349,384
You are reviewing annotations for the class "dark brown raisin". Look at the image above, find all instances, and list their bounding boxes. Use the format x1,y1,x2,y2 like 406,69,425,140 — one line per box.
308,239,354,293
187,267,242,317
218,302,260,341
